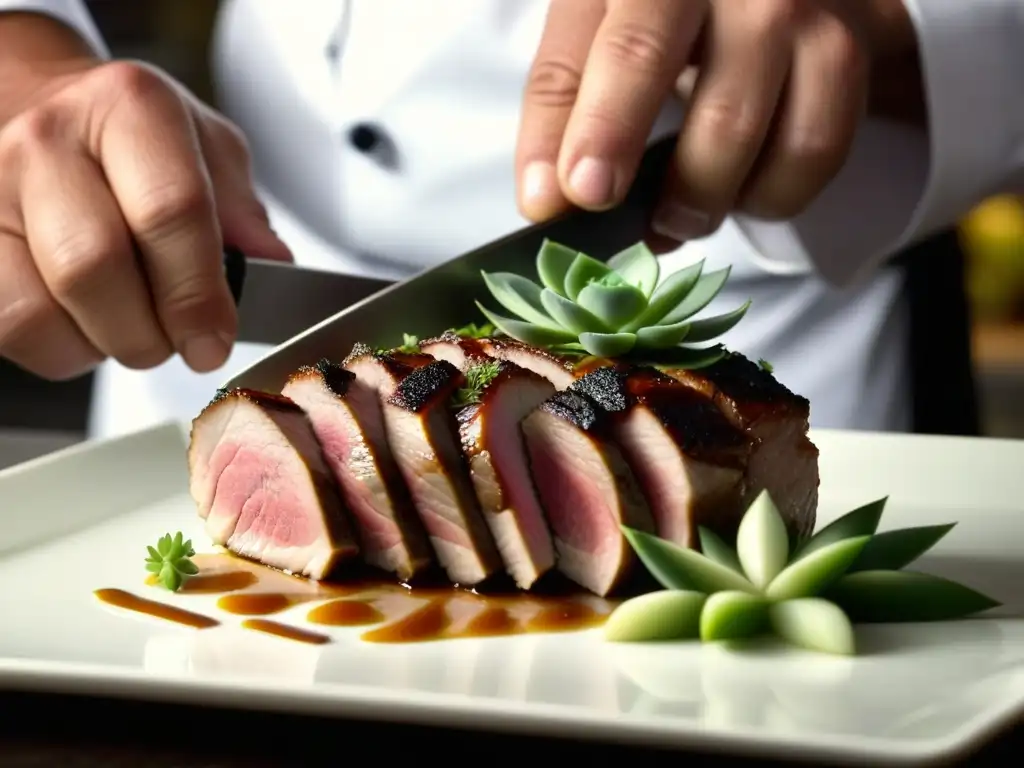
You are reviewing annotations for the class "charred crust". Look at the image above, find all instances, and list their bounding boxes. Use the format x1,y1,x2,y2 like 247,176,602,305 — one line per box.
537,390,605,433
205,387,304,414
291,358,356,397
569,366,631,413
387,360,465,412
699,352,809,412
343,342,375,366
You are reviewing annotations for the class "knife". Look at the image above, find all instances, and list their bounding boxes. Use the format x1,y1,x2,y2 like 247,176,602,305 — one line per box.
223,251,394,346
222,134,677,393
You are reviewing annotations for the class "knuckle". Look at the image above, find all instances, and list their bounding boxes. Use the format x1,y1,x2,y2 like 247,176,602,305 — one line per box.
525,59,582,108
46,230,123,301
95,60,168,102
133,181,212,238
0,107,63,158
694,100,763,153
602,22,670,73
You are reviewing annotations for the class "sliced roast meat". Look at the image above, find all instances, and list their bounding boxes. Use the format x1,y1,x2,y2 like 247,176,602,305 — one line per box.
419,330,491,370
571,366,751,548
188,388,359,579
456,360,557,589
477,337,580,390
368,358,503,585
521,390,655,596
281,360,434,581
666,353,819,539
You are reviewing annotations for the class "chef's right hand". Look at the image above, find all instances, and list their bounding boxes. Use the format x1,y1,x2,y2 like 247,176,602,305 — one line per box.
0,58,293,380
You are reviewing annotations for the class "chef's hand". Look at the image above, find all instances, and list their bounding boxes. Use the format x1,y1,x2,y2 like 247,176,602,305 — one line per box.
0,17,291,381
516,0,918,244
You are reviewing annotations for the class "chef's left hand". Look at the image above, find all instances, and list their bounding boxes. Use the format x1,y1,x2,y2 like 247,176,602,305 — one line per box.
515,0,918,245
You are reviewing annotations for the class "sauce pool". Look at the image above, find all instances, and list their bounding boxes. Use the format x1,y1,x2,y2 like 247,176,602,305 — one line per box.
97,553,615,645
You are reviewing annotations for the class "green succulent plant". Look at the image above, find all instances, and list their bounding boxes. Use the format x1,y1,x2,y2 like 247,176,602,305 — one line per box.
604,491,999,655
475,239,750,365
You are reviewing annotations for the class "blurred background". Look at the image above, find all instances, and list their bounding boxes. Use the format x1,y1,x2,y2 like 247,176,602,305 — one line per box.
0,0,1021,468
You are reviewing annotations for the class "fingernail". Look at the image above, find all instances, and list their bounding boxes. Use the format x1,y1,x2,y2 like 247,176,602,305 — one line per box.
182,332,232,373
568,156,616,208
522,161,560,213
652,201,712,243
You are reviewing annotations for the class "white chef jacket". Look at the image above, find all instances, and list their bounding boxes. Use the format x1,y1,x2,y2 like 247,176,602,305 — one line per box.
3,0,1024,440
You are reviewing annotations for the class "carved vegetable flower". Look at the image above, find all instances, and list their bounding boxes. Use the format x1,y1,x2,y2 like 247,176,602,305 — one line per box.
605,492,1000,655
475,239,750,364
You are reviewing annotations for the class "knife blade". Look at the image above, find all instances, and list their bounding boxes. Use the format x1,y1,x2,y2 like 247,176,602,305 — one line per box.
223,251,394,346
222,134,676,393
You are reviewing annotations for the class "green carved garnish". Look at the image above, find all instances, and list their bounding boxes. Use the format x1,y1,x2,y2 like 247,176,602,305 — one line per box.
145,532,198,592
476,239,750,366
451,359,502,409
605,491,999,655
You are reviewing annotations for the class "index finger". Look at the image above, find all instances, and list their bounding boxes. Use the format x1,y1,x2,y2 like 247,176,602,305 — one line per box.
516,0,605,222
87,63,236,373
556,0,706,210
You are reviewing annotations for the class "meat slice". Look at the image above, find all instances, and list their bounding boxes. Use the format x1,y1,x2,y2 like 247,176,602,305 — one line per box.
281,360,434,581
477,337,580,390
456,360,557,589
570,366,751,548
665,353,820,539
347,347,502,586
188,388,359,579
521,390,656,596
419,330,490,369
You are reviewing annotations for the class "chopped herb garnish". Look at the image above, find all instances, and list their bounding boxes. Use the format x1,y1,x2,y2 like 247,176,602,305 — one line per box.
448,322,495,339
758,358,774,373
145,532,198,592
451,359,502,408
377,333,420,355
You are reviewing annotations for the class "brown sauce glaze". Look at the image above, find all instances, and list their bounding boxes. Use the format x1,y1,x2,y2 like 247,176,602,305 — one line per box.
94,588,219,629
242,619,331,645
102,552,615,645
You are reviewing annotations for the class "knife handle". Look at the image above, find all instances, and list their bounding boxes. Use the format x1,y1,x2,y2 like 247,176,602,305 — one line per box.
223,246,247,307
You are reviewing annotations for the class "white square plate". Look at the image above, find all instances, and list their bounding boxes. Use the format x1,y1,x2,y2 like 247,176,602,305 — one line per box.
1,423,1023,765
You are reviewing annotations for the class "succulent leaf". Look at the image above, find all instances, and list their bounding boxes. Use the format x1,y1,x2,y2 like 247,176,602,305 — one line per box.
698,527,743,572
564,252,612,300
536,239,578,297
736,489,789,589
847,524,957,573
794,498,887,560
700,591,769,642
684,300,752,343
769,598,856,655
825,570,1001,623
658,267,733,326
645,345,728,370
577,332,637,357
576,282,649,330
540,288,611,334
604,590,705,642
621,526,756,594
481,271,556,328
475,302,576,346
766,535,870,601
623,259,704,331
634,319,691,349
606,242,660,297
